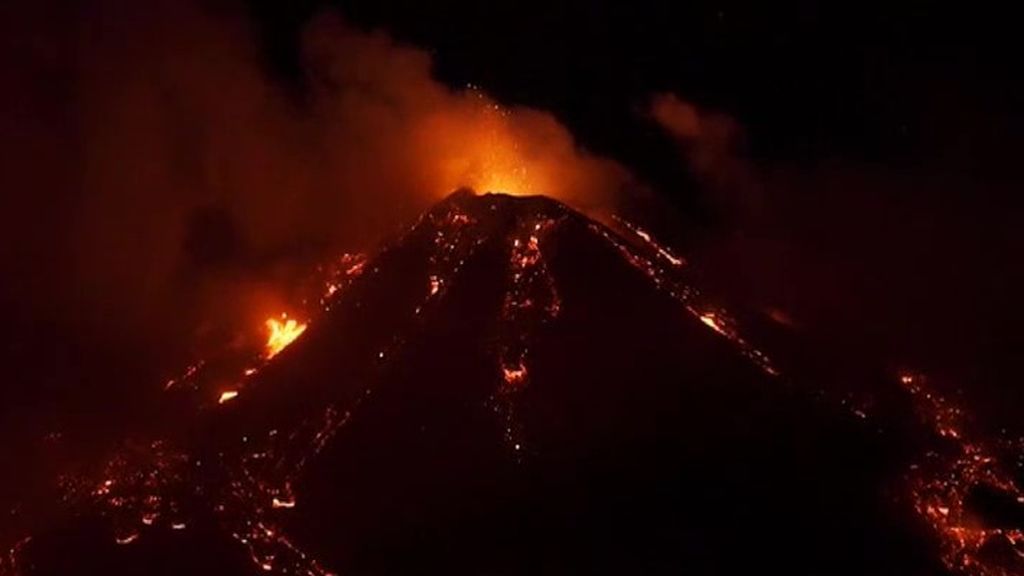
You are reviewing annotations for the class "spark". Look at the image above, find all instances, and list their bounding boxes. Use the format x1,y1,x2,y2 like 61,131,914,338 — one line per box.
93,479,114,496
613,216,686,267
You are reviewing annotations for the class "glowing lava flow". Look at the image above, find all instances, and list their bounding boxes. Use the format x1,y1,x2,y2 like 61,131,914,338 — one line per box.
218,390,239,404
899,372,1024,576
613,216,686,268
699,312,726,335
19,195,1024,576
35,255,369,576
494,216,562,454
592,219,778,376
264,315,307,359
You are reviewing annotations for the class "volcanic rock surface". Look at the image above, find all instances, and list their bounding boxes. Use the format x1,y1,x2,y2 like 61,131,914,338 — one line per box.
5,191,1023,576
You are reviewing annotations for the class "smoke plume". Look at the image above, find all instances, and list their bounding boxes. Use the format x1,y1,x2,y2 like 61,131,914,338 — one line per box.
1,0,631,365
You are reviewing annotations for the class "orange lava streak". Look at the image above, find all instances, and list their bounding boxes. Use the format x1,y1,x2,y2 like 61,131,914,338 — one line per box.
271,497,296,509
114,533,139,545
218,390,239,404
699,313,726,335
265,315,308,359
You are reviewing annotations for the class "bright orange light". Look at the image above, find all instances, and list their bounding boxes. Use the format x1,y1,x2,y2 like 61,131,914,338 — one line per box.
265,315,307,359
271,497,296,509
218,390,239,404
699,313,726,335
427,100,551,198
502,362,528,389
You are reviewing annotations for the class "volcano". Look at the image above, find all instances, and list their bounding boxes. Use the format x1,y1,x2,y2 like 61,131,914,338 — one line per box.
5,191,1023,576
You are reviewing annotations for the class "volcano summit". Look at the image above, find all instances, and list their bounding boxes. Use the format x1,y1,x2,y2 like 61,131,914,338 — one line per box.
4,191,1023,576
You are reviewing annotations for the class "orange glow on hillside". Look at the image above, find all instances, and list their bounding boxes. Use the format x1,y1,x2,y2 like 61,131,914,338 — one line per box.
265,315,307,359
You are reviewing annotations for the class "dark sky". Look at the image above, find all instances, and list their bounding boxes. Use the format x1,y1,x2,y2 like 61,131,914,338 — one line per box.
249,1,1019,168
1,0,1022,472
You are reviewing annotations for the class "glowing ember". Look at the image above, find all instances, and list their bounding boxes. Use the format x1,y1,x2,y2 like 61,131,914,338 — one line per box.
163,361,203,391
699,313,725,335
265,315,308,359
901,371,1024,575
115,533,139,545
218,390,239,404
271,497,296,509
344,258,366,277
440,102,537,197
501,362,528,390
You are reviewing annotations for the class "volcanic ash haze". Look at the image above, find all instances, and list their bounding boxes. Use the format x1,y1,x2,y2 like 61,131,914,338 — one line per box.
2,0,633,379
9,191,1024,576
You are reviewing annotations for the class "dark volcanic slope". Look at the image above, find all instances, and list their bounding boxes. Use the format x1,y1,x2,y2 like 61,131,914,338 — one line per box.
7,191,1023,576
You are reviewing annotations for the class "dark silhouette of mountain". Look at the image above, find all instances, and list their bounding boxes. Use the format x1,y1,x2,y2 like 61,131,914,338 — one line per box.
6,191,1023,576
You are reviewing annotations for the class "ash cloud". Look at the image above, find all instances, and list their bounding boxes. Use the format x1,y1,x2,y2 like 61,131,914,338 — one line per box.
1,0,631,366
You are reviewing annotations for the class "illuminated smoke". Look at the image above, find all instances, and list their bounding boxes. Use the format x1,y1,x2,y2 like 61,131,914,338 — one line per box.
648,92,750,197
5,0,633,368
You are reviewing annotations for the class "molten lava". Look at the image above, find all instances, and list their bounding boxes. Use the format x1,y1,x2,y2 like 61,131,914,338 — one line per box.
218,390,239,404
699,313,726,335
265,315,308,359
12,192,1024,576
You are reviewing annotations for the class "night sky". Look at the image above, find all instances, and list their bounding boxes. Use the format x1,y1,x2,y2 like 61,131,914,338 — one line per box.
2,0,1023,549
